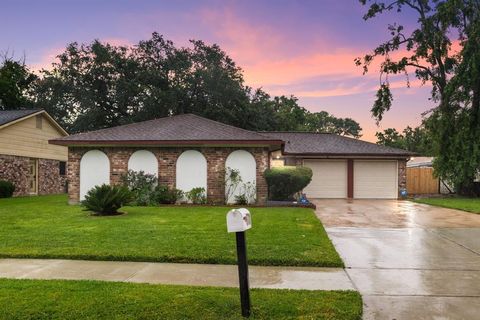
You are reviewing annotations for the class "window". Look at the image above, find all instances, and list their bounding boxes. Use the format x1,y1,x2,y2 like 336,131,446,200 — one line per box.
59,161,66,176
36,115,43,129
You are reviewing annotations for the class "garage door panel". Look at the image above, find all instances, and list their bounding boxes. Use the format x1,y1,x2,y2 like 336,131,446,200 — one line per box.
354,161,397,199
304,160,347,198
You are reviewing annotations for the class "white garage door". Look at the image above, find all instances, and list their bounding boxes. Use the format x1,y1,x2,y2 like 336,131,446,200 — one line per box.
354,160,398,199
303,160,347,198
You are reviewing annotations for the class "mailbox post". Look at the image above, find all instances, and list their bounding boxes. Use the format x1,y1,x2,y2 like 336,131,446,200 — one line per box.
226,208,252,318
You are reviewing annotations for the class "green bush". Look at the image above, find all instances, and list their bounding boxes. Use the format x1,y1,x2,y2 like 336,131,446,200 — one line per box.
185,187,207,204
82,184,133,215
120,170,157,206
153,185,183,204
264,166,313,201
0,180,15,198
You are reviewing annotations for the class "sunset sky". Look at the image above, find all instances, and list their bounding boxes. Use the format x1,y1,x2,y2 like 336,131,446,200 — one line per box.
1,0,435,141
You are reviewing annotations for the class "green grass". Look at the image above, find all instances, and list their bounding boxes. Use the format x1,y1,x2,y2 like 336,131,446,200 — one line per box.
413,197,480,214
0,279,362,320
0,195,342,267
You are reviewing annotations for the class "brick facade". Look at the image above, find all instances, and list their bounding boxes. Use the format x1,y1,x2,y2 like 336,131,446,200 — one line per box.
397,159,407,198
67,146,270,205
38,158,67,195
0,154,66,196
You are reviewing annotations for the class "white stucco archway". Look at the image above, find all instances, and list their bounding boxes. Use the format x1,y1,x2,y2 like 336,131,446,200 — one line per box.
176,150,207,194
80,150,110,201
128,150,158,177
225,150,256,203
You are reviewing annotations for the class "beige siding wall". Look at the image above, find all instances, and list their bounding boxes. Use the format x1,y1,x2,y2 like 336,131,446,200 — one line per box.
0,114,67,161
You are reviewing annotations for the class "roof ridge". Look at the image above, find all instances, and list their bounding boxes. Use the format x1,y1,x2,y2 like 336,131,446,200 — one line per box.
185,113,272,138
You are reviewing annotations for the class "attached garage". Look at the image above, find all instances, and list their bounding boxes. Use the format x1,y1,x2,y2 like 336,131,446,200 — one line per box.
265,132,413,200
353,160,398,199
303,160,347,198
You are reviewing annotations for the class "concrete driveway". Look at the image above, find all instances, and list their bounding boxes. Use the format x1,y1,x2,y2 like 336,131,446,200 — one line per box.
314,199,480,320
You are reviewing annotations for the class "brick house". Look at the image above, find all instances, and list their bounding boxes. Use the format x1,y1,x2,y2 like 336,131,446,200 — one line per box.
0,109,68,196
50,114,412,204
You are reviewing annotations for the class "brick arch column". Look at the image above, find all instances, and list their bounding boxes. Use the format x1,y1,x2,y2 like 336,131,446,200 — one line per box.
204,148,228,204
107,148,133,186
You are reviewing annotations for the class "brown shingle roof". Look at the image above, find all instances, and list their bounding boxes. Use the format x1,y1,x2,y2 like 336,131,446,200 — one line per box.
50,114,282,146
263,132,414,157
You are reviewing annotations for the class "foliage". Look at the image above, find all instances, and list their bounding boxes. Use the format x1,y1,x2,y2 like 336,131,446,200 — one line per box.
264,166,313,201
0,195,343,267
0,180,15,198
225,167,242,203
120,170,158,206
225,167,257,204
0,279,363,320
82,184,133,215
234,181,257,205
234,194,248,205
153,185,183,204
357,0,480,194
413,197,480,214
31,33,362,137
376,124,434,155
185,187,207,204
0,55,37,110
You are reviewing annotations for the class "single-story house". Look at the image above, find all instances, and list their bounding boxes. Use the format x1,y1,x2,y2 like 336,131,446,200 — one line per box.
49,114,412,204
0,109,68,196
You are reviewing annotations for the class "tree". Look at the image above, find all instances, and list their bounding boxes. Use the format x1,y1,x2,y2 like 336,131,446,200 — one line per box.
34,33,362,137
304,111,362,138
376,125,434,155
0,55,37,110
357,0,480,194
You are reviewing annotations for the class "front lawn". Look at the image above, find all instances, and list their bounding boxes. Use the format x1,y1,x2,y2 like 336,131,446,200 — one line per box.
0,195,342,267
0,279,362,319
413,197,480,214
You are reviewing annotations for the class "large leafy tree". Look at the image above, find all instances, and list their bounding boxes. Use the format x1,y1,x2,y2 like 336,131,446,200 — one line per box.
357,0,480,193
376,125,434,155
33,32,362,137
0,56,37,110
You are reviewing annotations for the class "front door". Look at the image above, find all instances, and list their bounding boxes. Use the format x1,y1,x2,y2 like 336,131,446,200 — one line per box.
28,158,38,194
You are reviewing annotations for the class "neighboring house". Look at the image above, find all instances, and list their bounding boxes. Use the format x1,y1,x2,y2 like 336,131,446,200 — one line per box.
0,109,68,196
49,114,413,204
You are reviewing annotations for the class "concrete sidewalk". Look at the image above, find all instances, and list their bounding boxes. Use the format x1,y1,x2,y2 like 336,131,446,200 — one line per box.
0,258,354,291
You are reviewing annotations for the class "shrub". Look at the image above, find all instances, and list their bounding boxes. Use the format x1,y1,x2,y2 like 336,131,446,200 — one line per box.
264,166,313,201
234,181,256,205
185,187,207,204
0,180,15,198
120,170,157,206
153,185,183,204
234,194,247,205
82,184,133,215
225,167,242,203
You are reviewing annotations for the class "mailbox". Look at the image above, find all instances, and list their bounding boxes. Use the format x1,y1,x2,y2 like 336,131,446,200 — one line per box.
227,208,252,233
226,208,252,317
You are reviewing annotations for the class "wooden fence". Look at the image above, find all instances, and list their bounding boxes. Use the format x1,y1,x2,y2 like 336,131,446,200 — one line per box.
407,167,439,194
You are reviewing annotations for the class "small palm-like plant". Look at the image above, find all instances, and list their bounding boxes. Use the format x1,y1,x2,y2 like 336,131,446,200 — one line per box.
83,184,133,215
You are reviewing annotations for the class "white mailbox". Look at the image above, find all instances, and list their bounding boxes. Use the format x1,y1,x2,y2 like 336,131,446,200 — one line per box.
226,208,252,233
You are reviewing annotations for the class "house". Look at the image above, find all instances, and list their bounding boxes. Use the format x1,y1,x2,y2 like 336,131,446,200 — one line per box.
0,109,68,196
49,114,413,204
